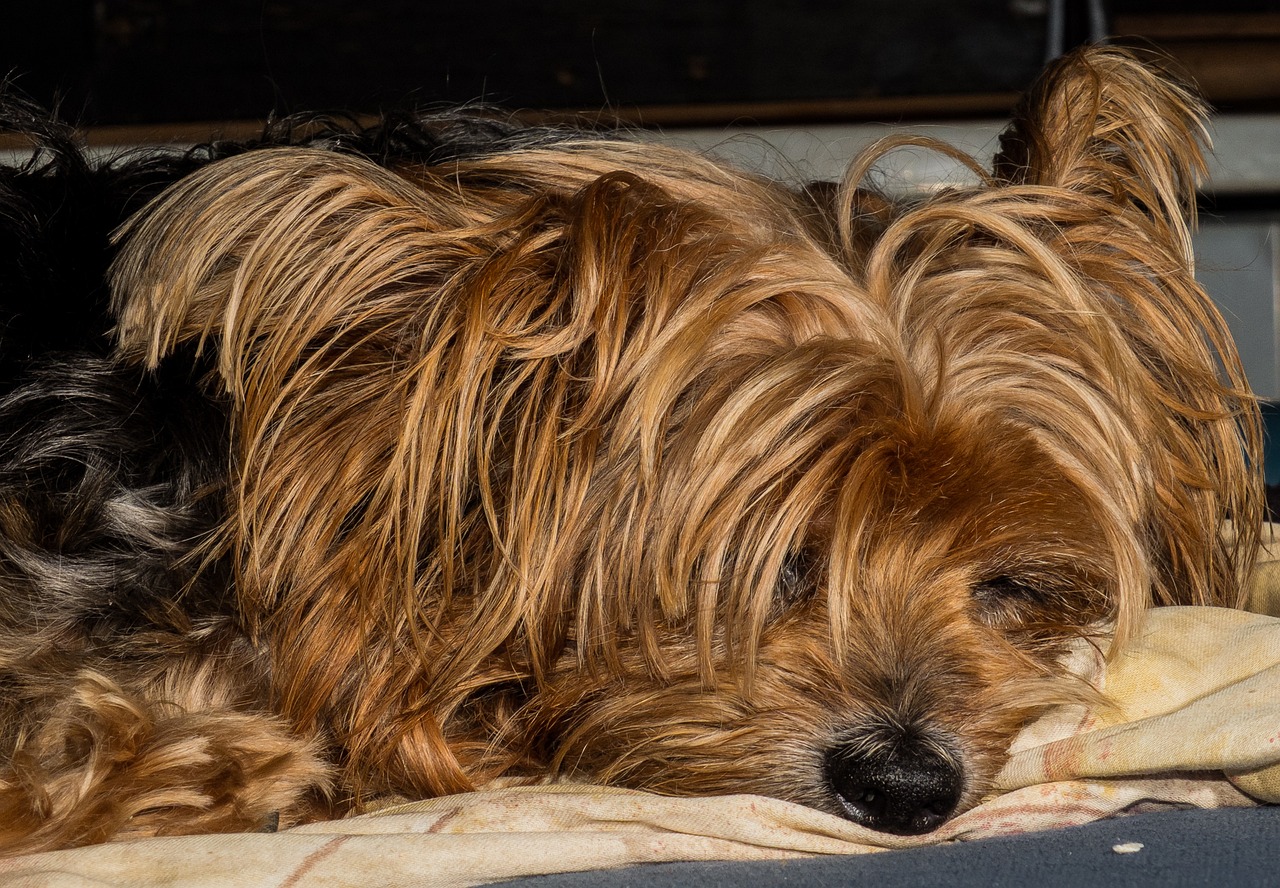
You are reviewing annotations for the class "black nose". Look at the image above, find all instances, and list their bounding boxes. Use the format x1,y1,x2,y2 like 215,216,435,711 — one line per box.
824,734,963,835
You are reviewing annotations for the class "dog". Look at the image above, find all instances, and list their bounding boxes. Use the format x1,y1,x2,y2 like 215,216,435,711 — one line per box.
0,46,1262,854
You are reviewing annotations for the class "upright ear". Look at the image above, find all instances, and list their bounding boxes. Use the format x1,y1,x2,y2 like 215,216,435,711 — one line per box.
994,46,1264,609
993,45,1207,260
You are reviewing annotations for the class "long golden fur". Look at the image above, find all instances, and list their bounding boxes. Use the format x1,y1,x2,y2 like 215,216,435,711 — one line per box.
0,46,1263,851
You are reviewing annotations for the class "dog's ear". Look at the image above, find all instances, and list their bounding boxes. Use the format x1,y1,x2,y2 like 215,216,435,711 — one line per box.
109,148,444,389
993,45,1206,260
994,46,1263,611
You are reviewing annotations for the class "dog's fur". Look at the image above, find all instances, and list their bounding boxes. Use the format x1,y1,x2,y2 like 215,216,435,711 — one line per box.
0,46,1263,853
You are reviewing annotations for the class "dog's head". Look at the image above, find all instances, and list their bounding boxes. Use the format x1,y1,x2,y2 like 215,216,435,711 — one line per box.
111,47,1260,834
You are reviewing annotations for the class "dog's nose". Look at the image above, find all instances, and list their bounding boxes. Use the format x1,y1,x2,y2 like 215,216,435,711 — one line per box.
824,737,963,835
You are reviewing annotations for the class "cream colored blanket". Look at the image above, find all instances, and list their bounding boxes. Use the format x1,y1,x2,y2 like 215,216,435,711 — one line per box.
4,542,1280,887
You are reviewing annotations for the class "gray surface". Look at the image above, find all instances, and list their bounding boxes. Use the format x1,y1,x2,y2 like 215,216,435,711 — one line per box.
495,805,1280,887
1196,218,1279,399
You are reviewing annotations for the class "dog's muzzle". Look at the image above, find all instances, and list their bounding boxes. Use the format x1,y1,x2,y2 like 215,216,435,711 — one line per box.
823,730,963,835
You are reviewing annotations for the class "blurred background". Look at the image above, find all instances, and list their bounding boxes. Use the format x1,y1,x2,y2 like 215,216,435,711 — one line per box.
4,1,1280,429
6,1,1280,129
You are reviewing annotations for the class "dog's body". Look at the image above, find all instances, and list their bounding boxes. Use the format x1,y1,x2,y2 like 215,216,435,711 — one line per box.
0,47,1262,853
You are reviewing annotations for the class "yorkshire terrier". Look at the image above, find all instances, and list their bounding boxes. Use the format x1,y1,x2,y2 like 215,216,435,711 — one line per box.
0,46,1262,854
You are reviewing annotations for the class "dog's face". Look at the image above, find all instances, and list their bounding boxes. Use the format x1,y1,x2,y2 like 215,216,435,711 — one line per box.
108,47,1260,836
525,381,1121,833
498,186,1155,832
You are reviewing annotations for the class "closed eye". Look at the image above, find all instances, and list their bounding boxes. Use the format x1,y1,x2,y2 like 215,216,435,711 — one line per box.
775,550,818,606
973,574,1047,606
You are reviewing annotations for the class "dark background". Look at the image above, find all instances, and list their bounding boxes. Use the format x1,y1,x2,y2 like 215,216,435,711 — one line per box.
5,1,1280,137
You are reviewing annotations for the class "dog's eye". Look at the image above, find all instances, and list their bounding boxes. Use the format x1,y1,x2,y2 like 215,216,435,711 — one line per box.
775,550,817,606
973,575,1045,606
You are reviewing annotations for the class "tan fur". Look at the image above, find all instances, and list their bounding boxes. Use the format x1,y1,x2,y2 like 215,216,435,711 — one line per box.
0,46,1262,851
0,635,331,852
